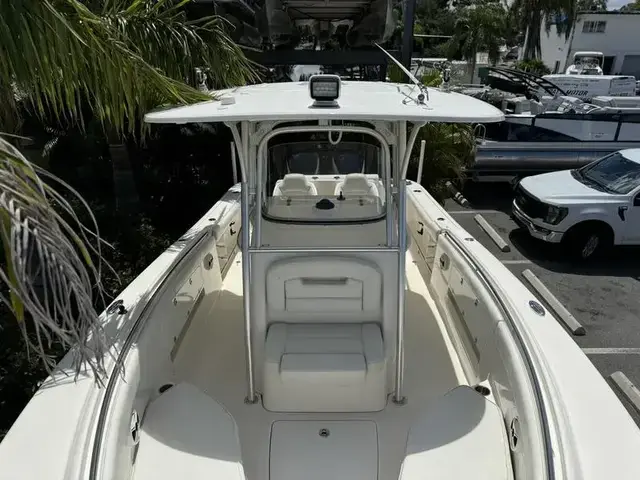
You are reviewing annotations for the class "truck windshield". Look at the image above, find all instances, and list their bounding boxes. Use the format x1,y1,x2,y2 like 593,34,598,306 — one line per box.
580,152,640,194
575,55,602,65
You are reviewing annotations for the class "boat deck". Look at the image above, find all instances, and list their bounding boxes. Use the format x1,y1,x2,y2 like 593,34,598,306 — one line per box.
172,250,467,480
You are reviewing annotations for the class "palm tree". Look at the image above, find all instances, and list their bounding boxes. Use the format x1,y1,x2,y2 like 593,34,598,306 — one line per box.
510,0,577,60
447,2,506,83
0,0,257,378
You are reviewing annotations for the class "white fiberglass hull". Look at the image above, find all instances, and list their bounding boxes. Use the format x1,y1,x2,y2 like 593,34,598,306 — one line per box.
1,182,640,480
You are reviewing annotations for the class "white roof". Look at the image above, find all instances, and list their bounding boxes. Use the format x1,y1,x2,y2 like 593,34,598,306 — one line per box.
144,81,504,124
620,148,640,164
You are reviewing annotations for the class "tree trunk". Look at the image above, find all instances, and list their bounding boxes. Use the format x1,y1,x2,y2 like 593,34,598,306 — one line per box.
107,129,139,214
524,10,542,60
470,49,477,84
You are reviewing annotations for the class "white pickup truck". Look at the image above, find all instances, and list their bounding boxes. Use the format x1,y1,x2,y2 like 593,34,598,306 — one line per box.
512,149,640,260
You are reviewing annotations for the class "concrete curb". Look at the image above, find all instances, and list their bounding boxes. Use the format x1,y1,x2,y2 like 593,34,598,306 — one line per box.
475,214,510,252
609,371,640,415
521,269,586,336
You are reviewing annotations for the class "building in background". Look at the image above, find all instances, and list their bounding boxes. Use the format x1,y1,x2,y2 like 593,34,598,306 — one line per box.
535,11,640,77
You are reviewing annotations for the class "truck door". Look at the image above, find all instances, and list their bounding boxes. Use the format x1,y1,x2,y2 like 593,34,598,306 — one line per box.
622,189,640,244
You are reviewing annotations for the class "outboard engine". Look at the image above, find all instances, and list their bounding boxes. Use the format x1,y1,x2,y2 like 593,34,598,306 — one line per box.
346,0,395,47
258,0,296,47
314,21,334,48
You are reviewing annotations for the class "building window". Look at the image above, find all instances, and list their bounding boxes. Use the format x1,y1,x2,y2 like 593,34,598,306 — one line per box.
582,20,606,33
554,60,561,73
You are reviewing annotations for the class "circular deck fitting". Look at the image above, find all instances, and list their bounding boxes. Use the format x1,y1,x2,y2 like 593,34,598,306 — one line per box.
528,300,546,316
474,385,491,396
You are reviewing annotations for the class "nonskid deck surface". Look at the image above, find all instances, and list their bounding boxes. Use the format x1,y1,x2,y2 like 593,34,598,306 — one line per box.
173,250,467,480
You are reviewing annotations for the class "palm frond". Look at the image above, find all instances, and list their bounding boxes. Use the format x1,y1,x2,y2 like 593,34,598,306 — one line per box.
0,0,257,139
103,0,260,89
0,79,24,135
0,135,113,380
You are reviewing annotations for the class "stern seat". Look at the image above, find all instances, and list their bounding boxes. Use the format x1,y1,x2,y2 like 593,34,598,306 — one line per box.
263,323,387,412
134,382,246,480
399,386,513,480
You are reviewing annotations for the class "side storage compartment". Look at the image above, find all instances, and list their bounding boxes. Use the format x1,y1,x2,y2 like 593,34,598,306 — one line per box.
407,188,441,270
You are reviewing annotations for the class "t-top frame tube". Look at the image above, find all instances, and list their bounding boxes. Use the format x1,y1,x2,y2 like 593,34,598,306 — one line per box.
227,120,258,404
393,121,425,405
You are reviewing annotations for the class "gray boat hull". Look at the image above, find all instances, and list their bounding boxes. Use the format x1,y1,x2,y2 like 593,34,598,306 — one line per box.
469,141,640,182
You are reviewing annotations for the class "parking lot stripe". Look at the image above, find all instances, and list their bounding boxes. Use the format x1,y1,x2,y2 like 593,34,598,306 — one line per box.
583,348,640,355
502,260,532,265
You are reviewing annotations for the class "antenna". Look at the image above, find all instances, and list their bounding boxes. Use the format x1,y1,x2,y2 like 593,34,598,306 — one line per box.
375,43,428,104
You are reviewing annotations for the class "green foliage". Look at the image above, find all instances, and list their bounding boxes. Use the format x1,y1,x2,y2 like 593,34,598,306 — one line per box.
387,65,445,88
0,0,257,386
620,0,640,10
514,58,552,76
510,0,577,60
578,0,607,11
421,70,444,87
391,0,457,56
0,0,258,138
409,123,477,203
447,1,507,66
387,64,403,83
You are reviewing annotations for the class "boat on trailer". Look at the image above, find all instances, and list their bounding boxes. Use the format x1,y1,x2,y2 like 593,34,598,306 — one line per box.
2,75,640,480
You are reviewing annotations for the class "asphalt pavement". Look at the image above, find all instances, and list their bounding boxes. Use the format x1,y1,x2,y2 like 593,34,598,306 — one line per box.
445,181,640,426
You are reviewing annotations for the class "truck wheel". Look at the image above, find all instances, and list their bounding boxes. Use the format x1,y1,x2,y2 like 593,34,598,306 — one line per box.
562,223,612,261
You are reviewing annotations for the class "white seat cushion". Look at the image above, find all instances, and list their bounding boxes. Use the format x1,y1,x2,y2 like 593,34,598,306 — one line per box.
334,173,379,198
134,383,245,480
399,386,513,480
273,173,318,196
263,323,387,412
266,257,382,323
